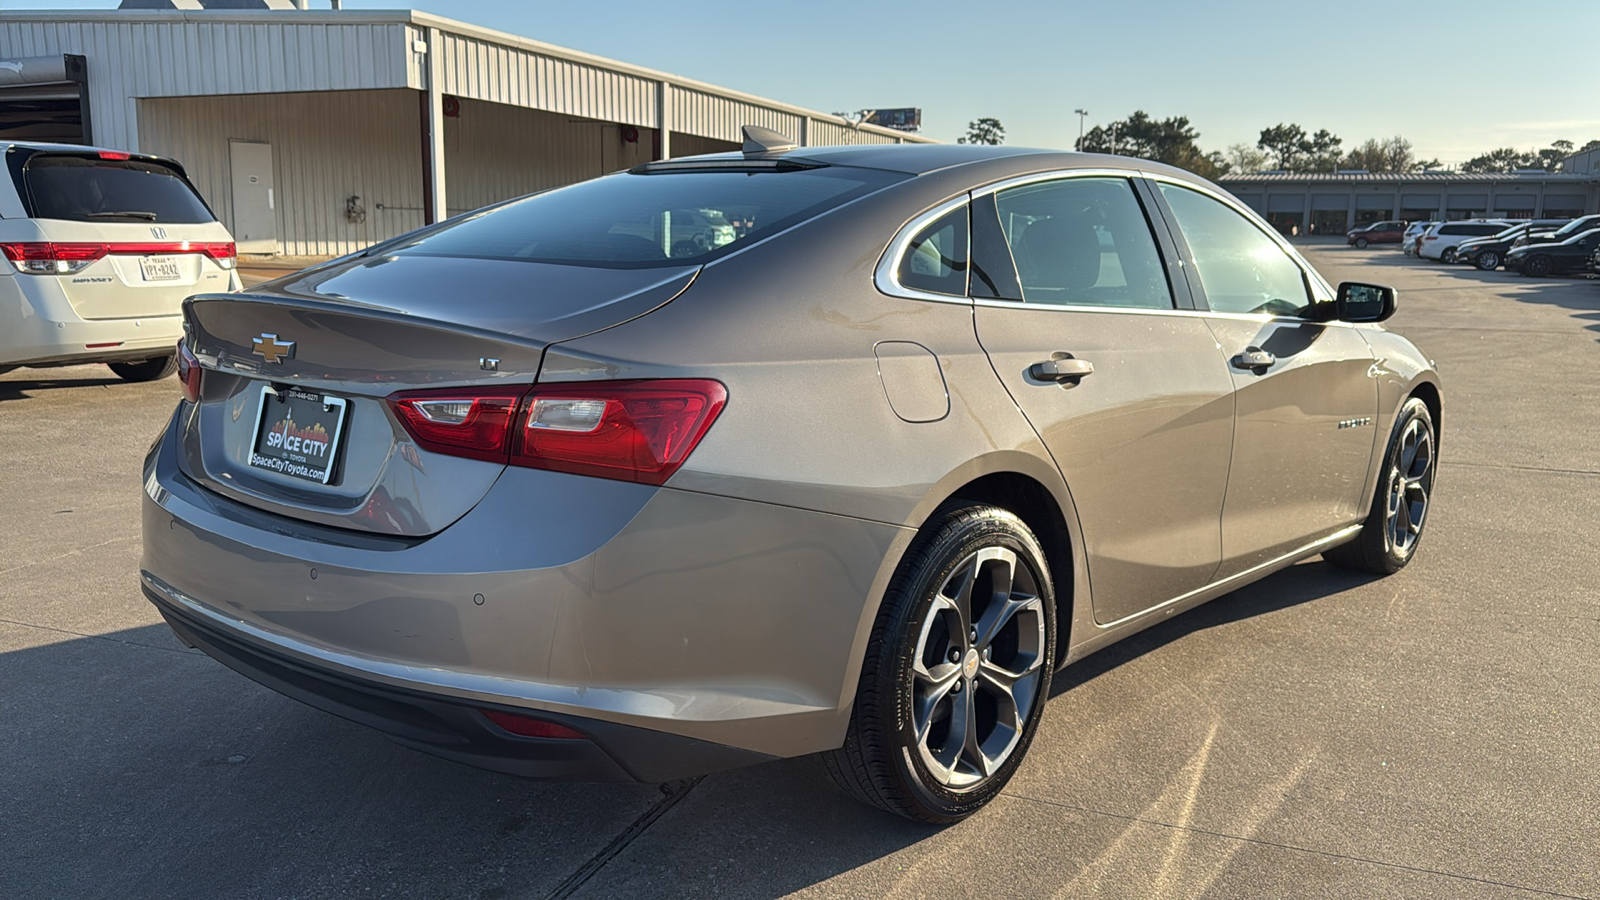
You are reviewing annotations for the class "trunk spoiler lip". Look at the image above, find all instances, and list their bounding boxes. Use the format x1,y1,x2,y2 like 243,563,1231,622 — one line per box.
181,265,701,351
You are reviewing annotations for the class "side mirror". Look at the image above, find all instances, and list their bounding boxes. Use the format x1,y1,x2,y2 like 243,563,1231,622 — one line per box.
1336,281,1396,322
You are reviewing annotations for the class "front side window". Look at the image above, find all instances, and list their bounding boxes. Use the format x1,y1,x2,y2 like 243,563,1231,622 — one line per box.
1157,183,1312,317
992,176,1173,309
895,205,969,296
387,165,906,269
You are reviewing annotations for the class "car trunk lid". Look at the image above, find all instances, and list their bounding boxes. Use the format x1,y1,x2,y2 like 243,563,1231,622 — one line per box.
178,254,696,536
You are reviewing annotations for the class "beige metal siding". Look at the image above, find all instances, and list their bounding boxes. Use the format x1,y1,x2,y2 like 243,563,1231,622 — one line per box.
668,86,804,145
443,99,655,215
0,18,411,152
139,90,424,257
434,32,658,129
668,133,739,159
807,119,905,146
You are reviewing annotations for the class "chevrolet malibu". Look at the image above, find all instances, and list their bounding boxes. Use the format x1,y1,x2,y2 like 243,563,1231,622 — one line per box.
142,132,1441,823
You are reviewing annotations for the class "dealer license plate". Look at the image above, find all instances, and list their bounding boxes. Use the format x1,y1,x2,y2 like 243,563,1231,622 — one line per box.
248,385,348,484
139,256,182,281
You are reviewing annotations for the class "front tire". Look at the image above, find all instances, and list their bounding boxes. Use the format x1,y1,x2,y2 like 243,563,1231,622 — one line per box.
1355,237,1369,249
823,505,1056,823
1474,250,1500,270
108,355,177,382
1525,255,1552,277
1324,397,1436,574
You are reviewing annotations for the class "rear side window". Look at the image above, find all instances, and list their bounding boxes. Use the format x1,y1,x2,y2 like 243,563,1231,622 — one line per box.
19,153,215,224
389,165,907,269
993,176,1172,309
896,205,968,296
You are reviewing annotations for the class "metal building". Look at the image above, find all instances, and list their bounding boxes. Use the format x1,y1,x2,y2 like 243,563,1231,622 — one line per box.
1218,170,1600,237
0,7,933,255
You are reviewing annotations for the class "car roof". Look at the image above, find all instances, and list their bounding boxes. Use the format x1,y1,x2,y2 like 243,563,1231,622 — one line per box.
661,144,1218,188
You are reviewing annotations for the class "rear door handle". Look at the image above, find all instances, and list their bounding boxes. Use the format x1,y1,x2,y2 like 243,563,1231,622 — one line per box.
1030,357,1094,382
1231,348,1275,372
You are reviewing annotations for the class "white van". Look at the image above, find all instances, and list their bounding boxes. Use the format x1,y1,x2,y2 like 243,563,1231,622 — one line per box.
0,142,241,381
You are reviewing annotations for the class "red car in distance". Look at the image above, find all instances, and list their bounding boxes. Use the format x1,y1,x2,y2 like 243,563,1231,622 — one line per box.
1347,220,1407,248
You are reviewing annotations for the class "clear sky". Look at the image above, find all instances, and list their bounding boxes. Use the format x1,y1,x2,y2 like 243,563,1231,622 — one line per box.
8,0,1599,166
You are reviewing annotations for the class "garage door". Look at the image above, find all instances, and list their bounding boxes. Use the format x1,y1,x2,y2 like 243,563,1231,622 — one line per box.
0,54,89,144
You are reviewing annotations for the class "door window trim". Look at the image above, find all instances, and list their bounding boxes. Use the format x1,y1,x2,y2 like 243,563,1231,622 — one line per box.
873,194,973,305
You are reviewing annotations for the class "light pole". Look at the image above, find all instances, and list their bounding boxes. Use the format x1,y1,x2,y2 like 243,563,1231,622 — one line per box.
1073,108,1087,150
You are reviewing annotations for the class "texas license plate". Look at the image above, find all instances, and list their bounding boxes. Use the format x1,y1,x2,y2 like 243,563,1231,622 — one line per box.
248,385,348,484
139,256,181,281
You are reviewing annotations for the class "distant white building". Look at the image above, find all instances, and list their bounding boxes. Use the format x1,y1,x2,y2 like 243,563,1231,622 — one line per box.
0,5,932,255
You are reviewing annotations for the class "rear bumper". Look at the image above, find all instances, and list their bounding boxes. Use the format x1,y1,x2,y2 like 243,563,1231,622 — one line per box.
0,274,183,367
141,408,909,767
149,582,770,782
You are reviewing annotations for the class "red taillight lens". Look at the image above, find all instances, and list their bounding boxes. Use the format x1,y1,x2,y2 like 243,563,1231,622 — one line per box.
0,241,237,273
479,709,586,740
201,242,237,269
97,150,132,160
386,387,529,464
384,380,726,485
176,341,202,403
513,379,726,486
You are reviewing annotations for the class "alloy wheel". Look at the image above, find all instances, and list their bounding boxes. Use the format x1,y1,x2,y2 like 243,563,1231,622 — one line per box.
910,547,1046,790
1476,251,1499,270
1384,416,1433,558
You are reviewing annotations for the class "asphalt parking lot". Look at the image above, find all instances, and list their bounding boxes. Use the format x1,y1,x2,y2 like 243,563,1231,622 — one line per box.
3,243,1596,899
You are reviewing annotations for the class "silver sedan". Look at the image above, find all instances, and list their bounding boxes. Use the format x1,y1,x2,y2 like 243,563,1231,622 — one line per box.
142,132,1440,823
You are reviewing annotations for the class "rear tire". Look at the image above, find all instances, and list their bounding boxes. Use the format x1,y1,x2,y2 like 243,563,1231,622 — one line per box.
822,504,1056,823
108,355,177,382
1324,398,1435,575
1474,250,1500,270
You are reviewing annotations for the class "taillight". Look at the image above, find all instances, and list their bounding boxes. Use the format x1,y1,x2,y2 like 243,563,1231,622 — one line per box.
0,241,237,274
1,241,107,274
513,380,727,485
176,341,202,403
387,387,528,464
384,379,726,485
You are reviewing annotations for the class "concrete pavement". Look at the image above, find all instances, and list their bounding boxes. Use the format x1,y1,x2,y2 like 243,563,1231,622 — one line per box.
2,245,1595,899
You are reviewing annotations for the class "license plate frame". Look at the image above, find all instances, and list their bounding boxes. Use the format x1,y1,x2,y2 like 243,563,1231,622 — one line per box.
138,255,182,282
247,384,348,485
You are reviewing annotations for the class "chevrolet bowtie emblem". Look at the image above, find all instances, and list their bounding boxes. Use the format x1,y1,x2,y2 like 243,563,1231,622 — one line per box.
252,333,295,364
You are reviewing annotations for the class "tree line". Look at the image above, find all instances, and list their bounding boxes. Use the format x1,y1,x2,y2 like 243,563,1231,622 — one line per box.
956,117,1599,178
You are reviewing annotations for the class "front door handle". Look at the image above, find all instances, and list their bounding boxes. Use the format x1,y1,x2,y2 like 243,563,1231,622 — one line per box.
1231,348,1276,372
1031,357,1094,382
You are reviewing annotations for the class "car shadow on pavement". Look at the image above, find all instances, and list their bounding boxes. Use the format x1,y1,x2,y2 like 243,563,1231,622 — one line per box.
0,371,126,401
0,622,933,899
1051,559,1381,699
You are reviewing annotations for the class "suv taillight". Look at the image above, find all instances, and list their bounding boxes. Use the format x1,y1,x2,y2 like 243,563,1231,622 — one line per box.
0,241,237,274
386,380,727,486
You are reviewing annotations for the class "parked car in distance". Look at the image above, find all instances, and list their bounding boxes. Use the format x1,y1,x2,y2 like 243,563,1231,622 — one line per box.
1454,219,1570,270
1512,213,1600,249
1418,220,1513,262
1402,221,1437,256
1347,220,1406,248
0,141,240,380
141,135,1441,824
1504,227,1600,276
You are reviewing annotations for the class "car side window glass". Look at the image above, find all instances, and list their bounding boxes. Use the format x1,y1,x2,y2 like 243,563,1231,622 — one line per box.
992,177,1172,309
896,205,969,296
1157,183,1312,317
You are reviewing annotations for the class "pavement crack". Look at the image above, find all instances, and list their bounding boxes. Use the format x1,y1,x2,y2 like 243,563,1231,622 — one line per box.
0,535,136,578
542,777,702,899
1441,460,1600,478
1001,792,1591,899
0,616,200,656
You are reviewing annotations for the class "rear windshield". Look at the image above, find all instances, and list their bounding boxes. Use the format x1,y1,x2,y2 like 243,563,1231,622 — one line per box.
385,165,907,269
18,153,215,224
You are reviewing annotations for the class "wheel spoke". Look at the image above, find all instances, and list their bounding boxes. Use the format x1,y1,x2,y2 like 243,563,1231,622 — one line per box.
940,558,978,641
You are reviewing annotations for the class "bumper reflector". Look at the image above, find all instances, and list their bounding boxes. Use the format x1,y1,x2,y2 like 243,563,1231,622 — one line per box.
480,709,586,740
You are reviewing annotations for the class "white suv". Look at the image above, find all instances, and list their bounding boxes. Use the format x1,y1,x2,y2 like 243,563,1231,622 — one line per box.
0,141,240,381
1417,220,1513,263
